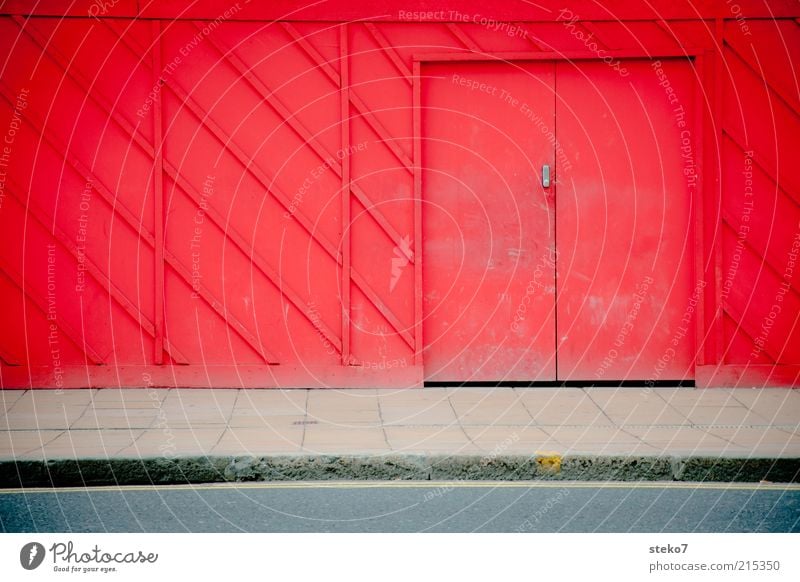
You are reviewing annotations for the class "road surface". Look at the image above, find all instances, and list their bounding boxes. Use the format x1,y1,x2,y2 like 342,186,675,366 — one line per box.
1,481,798,533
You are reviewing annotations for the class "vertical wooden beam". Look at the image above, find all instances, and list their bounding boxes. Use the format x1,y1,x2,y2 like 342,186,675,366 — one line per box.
340,23,351,366
152,21,165,365
712,19,725,368
694,52,707,369
413,60,423,368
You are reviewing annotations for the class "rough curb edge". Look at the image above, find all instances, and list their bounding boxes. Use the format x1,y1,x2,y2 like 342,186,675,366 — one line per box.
0,455,798,488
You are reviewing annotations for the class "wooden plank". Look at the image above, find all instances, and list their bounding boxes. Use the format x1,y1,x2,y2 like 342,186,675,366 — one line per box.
4,180,190,364
199,23,345,179
7,0,800,21
701,47,716,370
162,249,280,364
446,23,480,51
340,24,352,366
725,30,800,116
0,82,277,365
281,22,341,85
0,80,156,248
364,23,413,84
412,60,423,366
712,25,725,369
0,346,20,366
349,92,414,173
351,184,413,263
159,66,412,346
723,126,800,208
191,24,412,262
722,211,800,303
518,23,547,51
15,17,157,160
152,21,165,366
412,48,702,61
281,20,414,173
352,271,415,350
0,260,105,365
577,21,610,50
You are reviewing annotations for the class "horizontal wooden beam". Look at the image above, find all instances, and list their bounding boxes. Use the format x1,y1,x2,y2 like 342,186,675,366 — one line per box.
3,1,799,21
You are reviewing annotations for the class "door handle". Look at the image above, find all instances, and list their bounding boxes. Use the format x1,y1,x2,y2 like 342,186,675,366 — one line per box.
542,164,551,188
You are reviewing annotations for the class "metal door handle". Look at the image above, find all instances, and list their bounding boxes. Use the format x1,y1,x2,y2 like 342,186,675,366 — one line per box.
542,164,551,188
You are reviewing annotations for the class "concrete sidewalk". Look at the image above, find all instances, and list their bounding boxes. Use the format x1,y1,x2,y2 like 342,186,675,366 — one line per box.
1,387,799,485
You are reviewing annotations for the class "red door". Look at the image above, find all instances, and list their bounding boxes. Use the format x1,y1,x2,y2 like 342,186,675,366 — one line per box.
422,62,557,382
556,59,696,381
422,59,695,384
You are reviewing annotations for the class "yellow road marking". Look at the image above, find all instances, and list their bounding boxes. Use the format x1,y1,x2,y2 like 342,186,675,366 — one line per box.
1,481,798,494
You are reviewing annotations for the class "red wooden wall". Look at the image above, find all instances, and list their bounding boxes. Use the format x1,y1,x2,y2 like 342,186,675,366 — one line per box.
0,1,797,388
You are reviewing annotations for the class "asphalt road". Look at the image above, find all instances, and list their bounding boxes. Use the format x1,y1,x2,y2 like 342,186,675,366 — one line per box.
1,481,798,533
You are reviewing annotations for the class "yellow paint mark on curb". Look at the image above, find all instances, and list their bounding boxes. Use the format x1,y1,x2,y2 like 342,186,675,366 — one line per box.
536,453,562,473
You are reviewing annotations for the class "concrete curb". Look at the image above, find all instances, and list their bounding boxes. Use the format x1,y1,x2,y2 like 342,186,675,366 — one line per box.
1,455,799,487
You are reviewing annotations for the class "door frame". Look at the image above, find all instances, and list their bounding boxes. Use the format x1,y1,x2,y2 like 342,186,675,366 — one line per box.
412,49,708,384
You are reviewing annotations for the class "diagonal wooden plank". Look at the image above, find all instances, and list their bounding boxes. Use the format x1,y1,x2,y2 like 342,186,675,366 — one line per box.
280,22,341,85
349,92,414,173
364,23,412,84
280,21,414,174
115,22,412,270
722,127,800,208
654,19,683,48
95,37,343,354
0,259,105,364
724,34,800,116
2,26,283,365
191,22,344,180
446,23,481,52
161,77,413,349
162,167,343,354
4,25,338,357
719,310,764,364
353,185,413,262
281,21,415,260
11,16,414,361
721,300,782,364
722,209,800,303
111,20,415,353
161,78,339,257
0,85,277,366
13,16,156,160
578,21,611,50
0,80,155,246
88,27,410,354
4,181,190,365
518,23,547,51
161,249,279,364
0,346,21,366
350,182,413,263
351,270,415,350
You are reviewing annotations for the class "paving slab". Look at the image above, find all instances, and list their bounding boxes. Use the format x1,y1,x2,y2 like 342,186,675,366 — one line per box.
0,387,797,486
